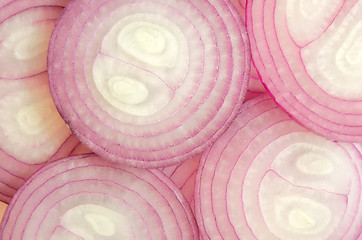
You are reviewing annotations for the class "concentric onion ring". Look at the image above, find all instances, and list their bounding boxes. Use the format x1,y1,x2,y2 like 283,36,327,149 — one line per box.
246,0,362,142
0,154,199,239
195,94,362,239
48,0,250,167
230,0,266,93
160,153,201,213
0,0,92,204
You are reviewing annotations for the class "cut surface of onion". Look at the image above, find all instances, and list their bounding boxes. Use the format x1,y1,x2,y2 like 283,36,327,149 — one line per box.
247,0,362,142
0,154,199,239
160,153,201,212
195,94,362,240
48,0,250,167
0,0,91,204
230,0,266,93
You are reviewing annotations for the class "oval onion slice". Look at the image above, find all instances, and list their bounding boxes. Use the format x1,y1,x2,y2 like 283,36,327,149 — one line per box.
247,0,362,142
48,0,250,167
195,94,362,240
0,154,199,240
0,0,92,204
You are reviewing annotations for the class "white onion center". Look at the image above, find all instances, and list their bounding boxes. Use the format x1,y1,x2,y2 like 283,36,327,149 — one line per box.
107,76,149,105
58,204,132,239
117,21,178,67
92,55,172,116
236,132,352,240
91,13,191,117
16,100,55,135
296,153,334,175
300,1,362,98
13,28,50,60
275,196,331,233
0,82,71,163
0,7,61,78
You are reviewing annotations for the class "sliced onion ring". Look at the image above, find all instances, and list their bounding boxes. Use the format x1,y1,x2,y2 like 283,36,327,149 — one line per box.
0,0,92,204
195,94,362,240
48,0,250,167
246,0,362,142
0,154,199,239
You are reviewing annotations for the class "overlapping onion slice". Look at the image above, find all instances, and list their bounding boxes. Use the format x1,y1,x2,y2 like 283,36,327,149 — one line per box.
48,0,250,167
160,153,201,213
0,154,199,239
229,0,266,93
195,94,362,240
0,0,92,204
247,0,362,142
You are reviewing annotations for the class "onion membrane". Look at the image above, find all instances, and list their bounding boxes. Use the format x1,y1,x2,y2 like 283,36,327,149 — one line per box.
48,0,250,167
0,154,199,239
246,0,362,142
0,0,92,204
195,94,362,240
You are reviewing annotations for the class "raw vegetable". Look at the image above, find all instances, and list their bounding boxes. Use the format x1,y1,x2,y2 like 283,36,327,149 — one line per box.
230,0,266,93
160,153,201,212
1,0,360,239
0,154,199,239
0,134,91,204
195,94,362,240
247,0,362,142
0,0,91,204
48,0,250,168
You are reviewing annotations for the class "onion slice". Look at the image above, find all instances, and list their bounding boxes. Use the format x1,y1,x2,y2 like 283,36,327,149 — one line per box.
160,153,201,213
0,154,199,239
230,0,266,93
195,94,362,239
0,134,92,204
48,0,250,167
246,0,362,142
0,0,91,204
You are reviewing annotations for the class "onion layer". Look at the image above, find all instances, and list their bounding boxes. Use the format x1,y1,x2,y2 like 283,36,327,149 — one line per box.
230,0,266,93
246,0,362,142
0,154,199,239
48,0,250,167
0,0,92,204
195,94,362,240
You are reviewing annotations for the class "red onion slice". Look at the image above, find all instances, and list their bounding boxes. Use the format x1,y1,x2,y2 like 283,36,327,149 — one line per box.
0,0,68,79
48,0,250,167
195,94,362,239
0,154,199,239
0,0,91,204
229,0,266,93
246,0,362,142
0,133,92,204
160,153,201,213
